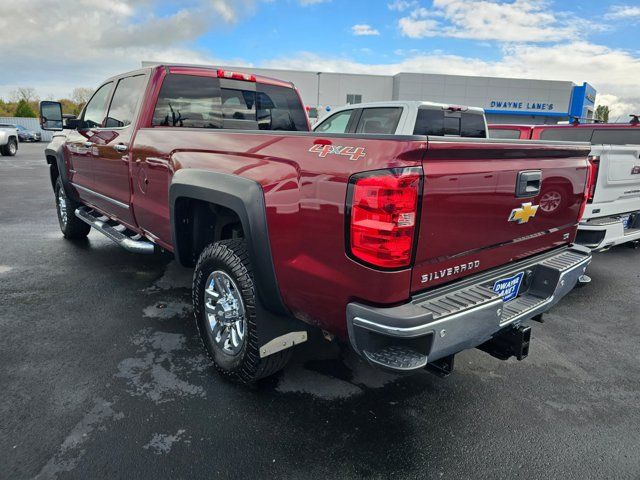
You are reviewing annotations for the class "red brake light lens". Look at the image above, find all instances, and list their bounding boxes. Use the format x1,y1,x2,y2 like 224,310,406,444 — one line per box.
578,156,598,222
348,168,422,269
217,69,256,82
586,155,599,203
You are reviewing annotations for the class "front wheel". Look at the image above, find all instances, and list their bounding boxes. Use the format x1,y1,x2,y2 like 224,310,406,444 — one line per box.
55,178,91,239
193,240,291,383
0,138,18,156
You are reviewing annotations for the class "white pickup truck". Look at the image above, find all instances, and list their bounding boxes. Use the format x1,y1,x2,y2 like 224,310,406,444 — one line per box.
313,100,488,137
489,123,640,250
0,124,19,156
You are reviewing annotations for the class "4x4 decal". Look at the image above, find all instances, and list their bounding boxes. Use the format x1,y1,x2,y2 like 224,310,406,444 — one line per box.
308,144,366,161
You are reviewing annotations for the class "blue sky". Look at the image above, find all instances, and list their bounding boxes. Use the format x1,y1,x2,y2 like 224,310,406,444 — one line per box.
2,0,640,116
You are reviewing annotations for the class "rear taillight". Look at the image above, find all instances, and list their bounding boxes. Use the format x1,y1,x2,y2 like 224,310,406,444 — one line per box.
347,167,422,269
578,156,599,222
586,155,600,203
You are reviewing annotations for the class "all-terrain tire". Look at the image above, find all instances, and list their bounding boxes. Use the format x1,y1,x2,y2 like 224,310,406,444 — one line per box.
193,240,291,383
0,138,18,156
55,178,91,239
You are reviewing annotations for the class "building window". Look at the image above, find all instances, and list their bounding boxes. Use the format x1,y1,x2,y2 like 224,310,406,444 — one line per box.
346,94,362,105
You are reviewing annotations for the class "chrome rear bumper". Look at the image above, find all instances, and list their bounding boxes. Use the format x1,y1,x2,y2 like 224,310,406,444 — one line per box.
346,246,592,373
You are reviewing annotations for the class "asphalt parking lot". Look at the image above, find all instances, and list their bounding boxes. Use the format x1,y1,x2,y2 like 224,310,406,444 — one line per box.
1,142,639,479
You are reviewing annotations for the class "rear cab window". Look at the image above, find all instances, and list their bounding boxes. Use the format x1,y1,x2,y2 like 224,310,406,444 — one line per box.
152,73,308,132
489,128,523,139
414,107,486,138
537,128,593,142
590,129,640,145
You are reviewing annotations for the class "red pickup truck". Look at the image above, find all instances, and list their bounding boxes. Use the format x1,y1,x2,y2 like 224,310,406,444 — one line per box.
40,65,593,383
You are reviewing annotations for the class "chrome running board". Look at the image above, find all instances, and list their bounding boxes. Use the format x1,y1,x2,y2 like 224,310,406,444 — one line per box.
75,206,155,254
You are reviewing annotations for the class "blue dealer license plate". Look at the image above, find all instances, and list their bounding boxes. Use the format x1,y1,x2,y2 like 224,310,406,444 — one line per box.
493,272,525,302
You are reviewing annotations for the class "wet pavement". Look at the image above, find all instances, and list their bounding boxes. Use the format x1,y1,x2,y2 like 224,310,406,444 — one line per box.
1,143,639,479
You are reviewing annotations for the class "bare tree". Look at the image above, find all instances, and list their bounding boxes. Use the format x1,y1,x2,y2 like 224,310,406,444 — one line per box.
10,87,38,103
71,87,95,107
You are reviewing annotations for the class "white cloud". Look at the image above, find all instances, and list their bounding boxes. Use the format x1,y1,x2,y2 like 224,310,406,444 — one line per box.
398,8,439,38
261,41,640,118
388,0,417,11
351,24,380,36
0,0,254,99
398,0,578,42
605,5,640,20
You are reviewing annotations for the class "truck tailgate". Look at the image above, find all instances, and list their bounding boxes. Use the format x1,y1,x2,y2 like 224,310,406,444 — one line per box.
411,138,590,293
591,145,640,205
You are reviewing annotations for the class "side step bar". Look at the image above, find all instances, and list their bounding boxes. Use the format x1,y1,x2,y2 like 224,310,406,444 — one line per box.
75,207,155,254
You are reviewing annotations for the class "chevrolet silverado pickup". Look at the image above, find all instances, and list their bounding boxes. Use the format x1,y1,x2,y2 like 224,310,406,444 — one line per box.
40,65,592,383
490,122,640,250
0,124,19,156
313,100,487,138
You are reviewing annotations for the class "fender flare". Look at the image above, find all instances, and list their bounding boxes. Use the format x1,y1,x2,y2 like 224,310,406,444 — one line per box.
44,140,77,199
169,169,289,316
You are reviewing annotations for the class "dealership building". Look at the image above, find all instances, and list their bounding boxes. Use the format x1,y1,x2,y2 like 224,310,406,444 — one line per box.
143,62,596,125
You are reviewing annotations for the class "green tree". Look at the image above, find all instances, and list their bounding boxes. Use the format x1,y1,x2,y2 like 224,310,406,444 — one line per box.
14,98,37,117
595,104,610,123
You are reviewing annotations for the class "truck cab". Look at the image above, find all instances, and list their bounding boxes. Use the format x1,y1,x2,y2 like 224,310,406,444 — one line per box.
313,100,487,138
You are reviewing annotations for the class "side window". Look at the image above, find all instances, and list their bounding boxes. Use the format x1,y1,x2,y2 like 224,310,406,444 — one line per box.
104,75,147,128
355,107,402,134
314,110,353,133
489,128,522,139
83,82,113,128
538,128,593,142
590,129,640,145
152,74,222,129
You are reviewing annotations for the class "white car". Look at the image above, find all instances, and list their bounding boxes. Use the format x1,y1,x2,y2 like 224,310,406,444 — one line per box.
0,124,19,156
313,100,488,137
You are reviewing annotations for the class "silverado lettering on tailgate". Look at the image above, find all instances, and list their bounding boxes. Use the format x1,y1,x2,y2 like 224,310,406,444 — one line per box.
421,260,481,284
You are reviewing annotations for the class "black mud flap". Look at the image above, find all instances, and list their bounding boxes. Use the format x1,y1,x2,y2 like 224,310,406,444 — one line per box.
255,299,309,359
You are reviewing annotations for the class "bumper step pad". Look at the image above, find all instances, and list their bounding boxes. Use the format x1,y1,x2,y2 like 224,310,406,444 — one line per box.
363,345,428,371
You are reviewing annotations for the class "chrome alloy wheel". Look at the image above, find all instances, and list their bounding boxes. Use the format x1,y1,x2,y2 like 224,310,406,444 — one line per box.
9,141,17,155
57,188,68,227
204,270,246,355
539,190,562,213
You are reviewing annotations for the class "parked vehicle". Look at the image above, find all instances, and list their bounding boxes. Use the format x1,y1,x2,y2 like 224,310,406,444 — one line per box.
15,124,41,142
0,124,18,156
40,65,592,383
490,122,640,251
313,100,487,137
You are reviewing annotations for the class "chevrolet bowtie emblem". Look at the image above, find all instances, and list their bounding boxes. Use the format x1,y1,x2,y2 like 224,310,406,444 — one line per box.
509,202,539,224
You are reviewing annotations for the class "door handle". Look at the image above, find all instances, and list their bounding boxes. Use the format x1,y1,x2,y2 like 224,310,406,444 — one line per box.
83,141,93,148
516,170,542,197
113,143,128,153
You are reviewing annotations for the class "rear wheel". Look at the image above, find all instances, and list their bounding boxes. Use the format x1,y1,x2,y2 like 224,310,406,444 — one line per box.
55,178,91,239
193,240,291,383
0,138,18,156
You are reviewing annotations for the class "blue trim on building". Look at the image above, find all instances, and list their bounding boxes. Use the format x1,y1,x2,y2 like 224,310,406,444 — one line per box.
569,82,596,119
484,109,569,117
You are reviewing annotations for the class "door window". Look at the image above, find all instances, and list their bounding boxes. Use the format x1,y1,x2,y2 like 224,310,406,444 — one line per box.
314,110,353,133
104,75,147,128
355,107,402,134
83,82,113,128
